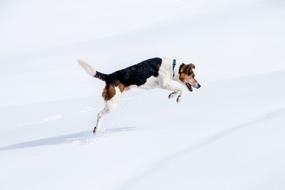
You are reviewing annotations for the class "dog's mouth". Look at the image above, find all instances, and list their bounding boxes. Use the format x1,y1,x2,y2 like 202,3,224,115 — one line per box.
185,83,193,91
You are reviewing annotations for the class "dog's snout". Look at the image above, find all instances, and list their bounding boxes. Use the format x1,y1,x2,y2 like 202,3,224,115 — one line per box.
197,83,201,88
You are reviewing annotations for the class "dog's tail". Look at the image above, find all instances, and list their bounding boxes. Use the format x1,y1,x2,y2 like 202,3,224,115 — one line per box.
78,59,108,81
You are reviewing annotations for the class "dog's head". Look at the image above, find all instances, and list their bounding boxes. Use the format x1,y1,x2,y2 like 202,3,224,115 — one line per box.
178,63,201,91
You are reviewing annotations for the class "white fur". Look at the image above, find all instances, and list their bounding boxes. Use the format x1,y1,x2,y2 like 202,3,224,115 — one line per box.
78,59,97,76
139,76,159,89
95,87,121,132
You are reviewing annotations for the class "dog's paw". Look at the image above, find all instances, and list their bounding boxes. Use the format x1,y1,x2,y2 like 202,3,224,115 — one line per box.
176,95,182,103
92,127,97,134
93,127,106,134
168,92,177,99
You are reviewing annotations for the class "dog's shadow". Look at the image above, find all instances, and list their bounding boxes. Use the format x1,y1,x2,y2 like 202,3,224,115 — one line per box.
0,126,136,151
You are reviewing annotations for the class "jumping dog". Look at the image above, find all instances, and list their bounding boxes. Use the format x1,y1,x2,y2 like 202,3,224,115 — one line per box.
78,57,201,134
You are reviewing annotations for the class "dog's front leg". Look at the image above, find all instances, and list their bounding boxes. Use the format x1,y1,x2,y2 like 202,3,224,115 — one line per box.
168,91,179,99
160,81,184,103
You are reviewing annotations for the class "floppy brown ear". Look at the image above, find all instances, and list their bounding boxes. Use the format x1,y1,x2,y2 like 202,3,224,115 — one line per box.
179,63,187,73
189,63,196,69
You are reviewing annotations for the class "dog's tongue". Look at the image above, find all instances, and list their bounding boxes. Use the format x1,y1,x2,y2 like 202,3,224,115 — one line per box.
186,83,193,91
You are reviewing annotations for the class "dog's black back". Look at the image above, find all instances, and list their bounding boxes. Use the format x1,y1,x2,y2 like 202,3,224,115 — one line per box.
104,57,162,86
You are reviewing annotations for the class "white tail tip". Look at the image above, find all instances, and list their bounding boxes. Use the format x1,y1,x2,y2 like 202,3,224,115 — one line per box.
78,59,96,76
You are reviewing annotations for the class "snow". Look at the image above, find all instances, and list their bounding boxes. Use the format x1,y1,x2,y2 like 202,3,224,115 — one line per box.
1,0,285,190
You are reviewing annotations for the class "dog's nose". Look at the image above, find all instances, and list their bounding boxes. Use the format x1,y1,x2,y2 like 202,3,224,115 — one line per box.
197,83,201,88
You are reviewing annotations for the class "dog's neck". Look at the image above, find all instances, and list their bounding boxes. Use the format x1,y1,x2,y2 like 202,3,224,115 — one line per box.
172,60,182,82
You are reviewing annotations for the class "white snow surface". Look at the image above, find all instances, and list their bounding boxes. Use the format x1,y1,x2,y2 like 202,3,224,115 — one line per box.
1,0,285,190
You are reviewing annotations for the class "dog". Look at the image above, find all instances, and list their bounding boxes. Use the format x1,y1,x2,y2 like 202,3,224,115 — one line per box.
78,57,201,134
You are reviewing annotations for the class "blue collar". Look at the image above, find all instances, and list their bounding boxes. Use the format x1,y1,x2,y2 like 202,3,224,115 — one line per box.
172,59,176,78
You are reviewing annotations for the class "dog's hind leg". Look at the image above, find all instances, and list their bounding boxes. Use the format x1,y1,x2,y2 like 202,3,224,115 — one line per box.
94,105,109,134
93,86,121,134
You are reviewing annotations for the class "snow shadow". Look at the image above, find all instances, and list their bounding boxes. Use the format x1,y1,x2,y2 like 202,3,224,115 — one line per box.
0,126,136,151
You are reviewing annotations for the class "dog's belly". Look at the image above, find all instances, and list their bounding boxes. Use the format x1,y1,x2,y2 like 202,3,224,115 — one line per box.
134,76,159,89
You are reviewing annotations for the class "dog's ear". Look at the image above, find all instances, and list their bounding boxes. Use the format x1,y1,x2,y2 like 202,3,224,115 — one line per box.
179,63,187,73
189,63,196,69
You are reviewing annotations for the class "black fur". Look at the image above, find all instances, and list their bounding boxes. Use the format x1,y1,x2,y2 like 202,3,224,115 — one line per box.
98,57,162,86
95,71,108,81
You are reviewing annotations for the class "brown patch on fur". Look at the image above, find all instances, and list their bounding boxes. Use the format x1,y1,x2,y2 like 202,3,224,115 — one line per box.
178,63,198,85
117,83,129,93
102,84,116,101
114,80,129,93
179,63,196,74
179,63,187,73
102,81,129,101
189,63,195,69
179,72,188,82
179,64,192,82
